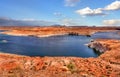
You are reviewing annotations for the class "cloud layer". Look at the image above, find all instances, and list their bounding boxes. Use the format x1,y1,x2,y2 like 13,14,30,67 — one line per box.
76,1,120,16
104,1,120,10
65,0,80,7
103,19,120,26
0,17,56,26
76,7,105,16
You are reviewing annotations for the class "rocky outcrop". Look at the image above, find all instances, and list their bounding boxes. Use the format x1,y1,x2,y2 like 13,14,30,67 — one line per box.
87,40,110,53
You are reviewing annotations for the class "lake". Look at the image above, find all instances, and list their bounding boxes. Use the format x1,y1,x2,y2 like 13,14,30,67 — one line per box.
0,31,120,57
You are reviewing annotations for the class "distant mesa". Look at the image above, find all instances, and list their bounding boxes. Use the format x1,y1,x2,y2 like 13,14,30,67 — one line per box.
51,24,66,26
68,32,79,36
86,34,91,37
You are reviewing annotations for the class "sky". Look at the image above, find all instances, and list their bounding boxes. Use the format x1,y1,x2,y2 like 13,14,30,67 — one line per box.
0,0,120,26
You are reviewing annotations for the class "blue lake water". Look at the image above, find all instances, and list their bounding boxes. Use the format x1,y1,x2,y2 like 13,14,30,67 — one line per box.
0,31,120,57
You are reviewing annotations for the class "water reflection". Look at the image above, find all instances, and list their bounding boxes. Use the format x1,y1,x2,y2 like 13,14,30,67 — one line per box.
0,31,120,57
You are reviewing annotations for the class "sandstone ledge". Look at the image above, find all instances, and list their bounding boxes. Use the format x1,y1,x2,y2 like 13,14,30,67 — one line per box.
0,39,120,77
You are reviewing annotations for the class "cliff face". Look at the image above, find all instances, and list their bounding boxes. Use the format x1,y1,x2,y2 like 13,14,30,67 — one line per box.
97,39,120,65
88,41,109,53
0,39,120,77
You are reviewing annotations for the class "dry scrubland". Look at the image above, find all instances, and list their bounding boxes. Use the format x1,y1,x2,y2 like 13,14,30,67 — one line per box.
0,26,120,77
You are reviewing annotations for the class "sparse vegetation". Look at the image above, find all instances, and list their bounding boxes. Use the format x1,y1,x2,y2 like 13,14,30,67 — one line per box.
67,62,78,73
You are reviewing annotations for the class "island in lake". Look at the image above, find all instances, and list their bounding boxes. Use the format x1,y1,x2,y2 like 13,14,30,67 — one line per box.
0,26,120,77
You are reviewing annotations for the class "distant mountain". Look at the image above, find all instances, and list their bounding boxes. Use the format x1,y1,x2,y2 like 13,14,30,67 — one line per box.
51,24,64,26
0,17,57,26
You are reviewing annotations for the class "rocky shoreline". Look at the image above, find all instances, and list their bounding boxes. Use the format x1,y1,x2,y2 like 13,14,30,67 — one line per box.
0,39,120,77
0,26,119,37
87,40,110,53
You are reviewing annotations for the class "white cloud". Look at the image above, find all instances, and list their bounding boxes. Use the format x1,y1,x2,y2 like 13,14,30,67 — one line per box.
76,7,105,16
75,1,120,16
103,19,120,26
65,0,80,7
104,1,120,10
20,18,39,21
54,12,62,16
61,18,78,26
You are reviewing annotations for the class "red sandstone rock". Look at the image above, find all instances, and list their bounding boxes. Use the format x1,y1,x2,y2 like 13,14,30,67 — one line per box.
0,60,19,71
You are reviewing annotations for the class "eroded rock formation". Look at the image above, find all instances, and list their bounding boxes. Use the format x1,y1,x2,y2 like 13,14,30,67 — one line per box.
87,40,110,53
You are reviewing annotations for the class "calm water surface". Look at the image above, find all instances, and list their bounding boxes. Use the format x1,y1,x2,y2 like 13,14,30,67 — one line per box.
0,31,120,57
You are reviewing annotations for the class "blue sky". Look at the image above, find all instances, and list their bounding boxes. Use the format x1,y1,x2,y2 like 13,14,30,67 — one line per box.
0,0,120,26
